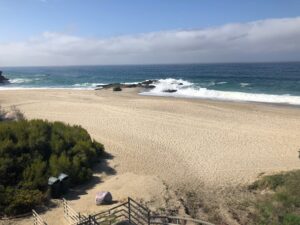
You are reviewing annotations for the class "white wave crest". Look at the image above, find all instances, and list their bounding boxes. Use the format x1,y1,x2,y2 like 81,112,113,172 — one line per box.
149,78,193,92
72,83,105,88
9,77,43,84
9,78,33,84
141,78,300,105
0,87,92,91
240,83,250,87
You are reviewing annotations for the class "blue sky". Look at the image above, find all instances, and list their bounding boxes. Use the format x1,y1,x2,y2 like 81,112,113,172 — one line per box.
1,0,300,41
0,0,300,66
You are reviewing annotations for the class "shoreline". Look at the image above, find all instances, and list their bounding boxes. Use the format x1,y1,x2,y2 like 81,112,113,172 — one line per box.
1,87,300,109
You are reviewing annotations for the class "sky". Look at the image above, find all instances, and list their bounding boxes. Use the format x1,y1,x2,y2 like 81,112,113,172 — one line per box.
0,0,300,66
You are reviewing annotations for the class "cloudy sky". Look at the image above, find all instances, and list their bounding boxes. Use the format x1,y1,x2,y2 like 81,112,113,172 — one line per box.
0,0,300,66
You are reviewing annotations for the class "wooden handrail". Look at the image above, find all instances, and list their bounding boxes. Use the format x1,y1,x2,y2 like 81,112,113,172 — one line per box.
75,197,215,225
150,215,215,225
129,202,149,217
63,198,84,225
32,210,47,225
93,201,128,217
128,197,150,213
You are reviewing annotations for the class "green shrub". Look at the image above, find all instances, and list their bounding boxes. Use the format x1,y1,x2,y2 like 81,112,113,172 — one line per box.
0,119,105,216
4,189,44,215
250,170,300,225
283,214,300,225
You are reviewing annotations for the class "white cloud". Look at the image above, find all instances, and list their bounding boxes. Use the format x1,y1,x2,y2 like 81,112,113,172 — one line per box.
1,17,300,66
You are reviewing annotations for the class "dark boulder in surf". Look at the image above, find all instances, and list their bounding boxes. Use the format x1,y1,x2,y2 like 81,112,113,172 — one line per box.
0,71,9,84
113,86,122,91
144,84,156,89
140,80,157,85
140,80,157,89
163,89,177,93
95,79,157,90
97,83,121,89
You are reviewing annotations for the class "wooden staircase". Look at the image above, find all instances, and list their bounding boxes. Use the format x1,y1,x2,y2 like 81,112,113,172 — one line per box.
63,197,214,225
33,197,214,225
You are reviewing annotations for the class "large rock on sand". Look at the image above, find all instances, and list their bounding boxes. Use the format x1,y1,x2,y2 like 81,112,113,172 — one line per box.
0,71,9,84
95,191,113,205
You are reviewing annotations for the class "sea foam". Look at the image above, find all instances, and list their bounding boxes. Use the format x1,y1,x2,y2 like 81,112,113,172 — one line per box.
72,83,106,89
9,78,33,84
140,78,300,105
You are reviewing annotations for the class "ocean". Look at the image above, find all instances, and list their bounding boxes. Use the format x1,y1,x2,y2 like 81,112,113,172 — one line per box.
1,62,300,105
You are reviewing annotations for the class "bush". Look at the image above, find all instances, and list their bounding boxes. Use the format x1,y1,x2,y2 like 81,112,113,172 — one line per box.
0,119,105,216
4,189,44,215
250,170,300,225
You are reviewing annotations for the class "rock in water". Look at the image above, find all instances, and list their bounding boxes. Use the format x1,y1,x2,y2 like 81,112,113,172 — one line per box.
95,191,113,205
96,79,158,90
163,89,177,93
113,86,122,91
0,71,9,84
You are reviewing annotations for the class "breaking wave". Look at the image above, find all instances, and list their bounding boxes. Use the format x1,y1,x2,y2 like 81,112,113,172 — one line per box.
72,83,106,88
140,78,300,105
9,78,34,84
9,77,44,84
240,83,250,87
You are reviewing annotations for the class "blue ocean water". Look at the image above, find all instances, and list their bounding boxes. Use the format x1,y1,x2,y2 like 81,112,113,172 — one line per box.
1,62,300,104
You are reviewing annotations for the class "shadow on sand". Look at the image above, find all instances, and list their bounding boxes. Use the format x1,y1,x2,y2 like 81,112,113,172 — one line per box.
63,152,116,201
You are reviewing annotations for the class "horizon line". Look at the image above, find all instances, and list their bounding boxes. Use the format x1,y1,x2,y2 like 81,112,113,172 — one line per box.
1,60,300,68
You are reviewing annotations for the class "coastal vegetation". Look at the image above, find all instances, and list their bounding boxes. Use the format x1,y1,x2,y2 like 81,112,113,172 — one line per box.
177,163,300,225
249,170,300,225
0,113,105,216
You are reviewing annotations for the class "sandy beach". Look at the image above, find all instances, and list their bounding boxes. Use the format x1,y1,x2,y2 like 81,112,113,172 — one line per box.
1,88,300,224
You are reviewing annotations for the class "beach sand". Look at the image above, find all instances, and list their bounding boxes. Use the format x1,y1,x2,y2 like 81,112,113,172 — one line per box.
1,88,300,224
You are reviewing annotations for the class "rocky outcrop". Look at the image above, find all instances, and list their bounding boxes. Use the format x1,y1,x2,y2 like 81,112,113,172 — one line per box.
163,89,177,93
0,71,9,84
113,86,122,91
96,79,158,90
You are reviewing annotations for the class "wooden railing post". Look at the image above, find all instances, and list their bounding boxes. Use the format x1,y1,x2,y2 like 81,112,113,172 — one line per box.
63,198,85,225
108,209,111,225
33,210,37,225
128,197,131,224
147,211,151,225
32,209,47,225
